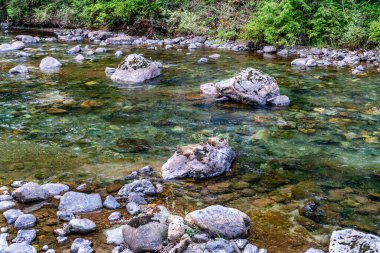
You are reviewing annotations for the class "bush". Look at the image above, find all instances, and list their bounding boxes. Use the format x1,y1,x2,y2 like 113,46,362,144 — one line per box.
369,18,380,44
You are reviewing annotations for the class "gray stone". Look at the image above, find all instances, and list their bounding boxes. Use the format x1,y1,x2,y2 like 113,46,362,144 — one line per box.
198,58,209,64
46,250,55,253
0,233,8,252
71,238,93,253
68,45,81,55
39,57,62,71
263,46,277,54
192,233,209,243
235,239,248,249
0,201,15,211
291,58,317,67
15,35,39,44
11,181,24,188
329,229,380,253
14,214,37,229
105,226,124,245
258,249,267,253
42,245,49,251
200,83,218,96
161,137,235,180
69,218,96,234
267,95,290,106
12,183,46,203
11,41,25,50
4,243,37,253
209,54,220,59
12,229,36,244
108,212,122,221
41,183,69,197
103,195,120,209
9,65,28,75
56,236,68,244
58,192,102,214
111,54,161,83
243,244,259,253
139,165,153,174
168,216,185,242
105,67,116,76
95,47,107,53
205,240,234,253
304,248,325,253
115,50,123,57
125,171,138,180
3,209,23,224
126,202,141,216
122,217,168,252
118,180,156,197
75,54,85,62
86,50,94,56
185,205,250,239
0,43,13,52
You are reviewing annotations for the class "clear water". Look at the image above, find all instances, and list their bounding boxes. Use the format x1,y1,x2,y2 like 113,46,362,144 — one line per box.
0,29,379,252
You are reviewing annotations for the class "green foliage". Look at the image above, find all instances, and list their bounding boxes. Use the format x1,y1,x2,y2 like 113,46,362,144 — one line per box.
217,30,239,40
369,18,380,44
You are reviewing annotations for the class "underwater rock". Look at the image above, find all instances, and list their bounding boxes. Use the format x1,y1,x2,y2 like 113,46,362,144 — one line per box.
111,54,161,83
200,68,288,106
39,57,62,71
329,229,380,253
9,65,28,75
114,137,150,152
185,205,250,239
161,137,235,180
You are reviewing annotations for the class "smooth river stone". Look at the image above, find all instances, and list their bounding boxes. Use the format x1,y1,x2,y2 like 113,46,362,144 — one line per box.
58,192,102,214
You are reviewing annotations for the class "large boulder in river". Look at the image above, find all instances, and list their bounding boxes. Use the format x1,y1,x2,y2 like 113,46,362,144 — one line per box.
122,216,168,252
58,191,102,214
185,205,250,239
12,182,46,203
200,68,289,106
39,56,62,71
329,229,380,253
110,54,161,83
161,137,235,180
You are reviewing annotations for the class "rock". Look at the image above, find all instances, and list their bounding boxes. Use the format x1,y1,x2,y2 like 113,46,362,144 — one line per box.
185,205,250,239
15,35,39,44
17,52,30,57
12,182,46,203
125,171,138,180
192,233,209,243
71,238,93,253
277,49,289,57
118,180,156,196
9,65,28,75
128,193,147,205
122,216,168,252
126,202,142,216
12,229,36,244
258,249,267,253
86,50,94,56
39,57,62,71
161,137,235,180
1,227,8,233
68,45,81,55
105,226,124,245
0,43,13,52
304,248,325,253
209,54,221,59
243,244,259,253
103,195,120,209
4,243,37,253
56,236,67,244
201,68,283,105
108,212,122,221
0,233,8,252
41,183,69,197
263,46,277,54
57,211,74,221
115,50,123,57
11,41,25,50
329,229,380,253
291,58,317,67
235,239,248,249
198,58,209,64
188,44,197,50
75,54,85,62
69,218,96,234
0,201,15,211
267,95,290,106
200,83,218,96
58,192,102,214
110,54,161,83
168,217,185,242
42,245,48,251
11,181,24,188
95,47,107,53
3,209,23,224
204,240,234,253
14,214,37,229
46,250,55,253
105,67,116,76
139,165,154,174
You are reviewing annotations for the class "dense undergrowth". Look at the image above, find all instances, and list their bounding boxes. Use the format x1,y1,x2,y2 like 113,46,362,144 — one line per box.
1,0,379,48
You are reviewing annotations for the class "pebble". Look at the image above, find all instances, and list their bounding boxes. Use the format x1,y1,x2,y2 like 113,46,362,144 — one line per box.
46,250,55,253
14,214,37,229
71,238,93,253
0,227,8,233
42,245,49,251
57,236,68,244
108,212,122,221
69,218,97,234
11,181,24,188
57,211,74,221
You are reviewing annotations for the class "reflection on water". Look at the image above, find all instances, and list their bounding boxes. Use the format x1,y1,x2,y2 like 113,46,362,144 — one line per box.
0,29,380,252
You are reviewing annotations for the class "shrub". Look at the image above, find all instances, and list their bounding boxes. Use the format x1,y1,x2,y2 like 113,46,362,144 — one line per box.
369,18,380,44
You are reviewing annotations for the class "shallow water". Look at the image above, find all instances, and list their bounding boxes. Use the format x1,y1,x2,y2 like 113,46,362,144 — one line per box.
0,29,380,252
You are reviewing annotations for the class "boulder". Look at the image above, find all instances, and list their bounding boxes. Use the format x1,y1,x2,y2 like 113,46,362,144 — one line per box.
4,243,37,253
122,216,168,252
118,180,156,197
11,41,25,50
12,182,46,203
39,57,62,71
185,205,250,239
69,218,96,234
200,68,285,106
58,192,102,214
329,229,380,253
161,137,235,180
111,54,161,83
41,183,69,197
9,65,28,75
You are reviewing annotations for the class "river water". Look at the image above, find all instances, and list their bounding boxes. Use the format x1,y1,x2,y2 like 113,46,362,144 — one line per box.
0,29,379,252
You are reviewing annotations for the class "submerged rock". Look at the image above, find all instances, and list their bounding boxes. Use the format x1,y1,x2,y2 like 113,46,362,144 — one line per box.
329,229,380,253
185,205,250,239
11,41,25,50
39,57,62,71
110,54,161,83
3,209,23,224
9,65,28,75
200,68,288,106
122,216,168,252
58,192,102,214
161,137,235,180
12,182,46,203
